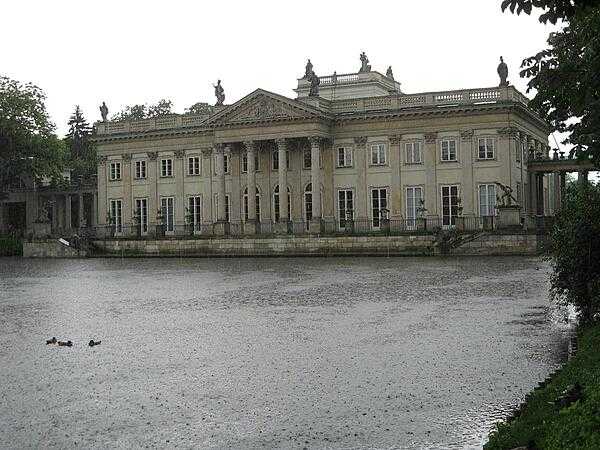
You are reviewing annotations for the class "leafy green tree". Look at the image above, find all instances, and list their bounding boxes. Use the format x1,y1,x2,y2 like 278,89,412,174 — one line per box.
111,99,173,121
0,75,66,191
185,102,213,115
548,182,600,322
64,105,96,180
147,99,173,117
501,0,600,164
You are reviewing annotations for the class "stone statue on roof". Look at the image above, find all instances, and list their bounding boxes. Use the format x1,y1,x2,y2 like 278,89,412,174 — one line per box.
214,80,225,106
99,102,108,122
359,52,371,73
304,59,313,79
386,66,394,80
307,70,320,97
497,56,509,87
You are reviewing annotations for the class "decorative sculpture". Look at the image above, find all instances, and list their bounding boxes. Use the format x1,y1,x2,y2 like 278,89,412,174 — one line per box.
99,102,108,122
495,182,518,206
307,70,320,97
304,59,313,79
332,71,338,83
214,80,225,106
386,66,394,80
359,52,371,73
497,56,509,87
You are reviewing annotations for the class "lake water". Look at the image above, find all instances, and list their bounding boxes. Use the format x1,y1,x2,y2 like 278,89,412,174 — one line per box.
0,256,571,449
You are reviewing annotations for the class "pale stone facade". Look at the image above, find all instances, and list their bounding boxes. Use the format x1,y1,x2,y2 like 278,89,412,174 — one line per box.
92,69,552,236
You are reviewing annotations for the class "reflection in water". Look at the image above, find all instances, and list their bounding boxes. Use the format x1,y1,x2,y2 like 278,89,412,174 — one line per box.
0,256,571,449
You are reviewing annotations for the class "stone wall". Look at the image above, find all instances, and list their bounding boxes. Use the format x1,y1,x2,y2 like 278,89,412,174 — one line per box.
448,233,539,256
23,241,85,258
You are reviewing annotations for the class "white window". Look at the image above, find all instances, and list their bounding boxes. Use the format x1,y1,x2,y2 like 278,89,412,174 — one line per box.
109,199,122,233
160,197,175,232
161,158,173,177
441,185,460,227
188,156,201,176
272,150,291,171
213,194,230,222
441,139,457,162
273,185,291,221
405,142,423,164
134,160,146,179
479,184,497,216
338,189,354,229
303,148,312,169
241,152,260,173
406,186,424,228
370,143,387,165
243,187,261,221
109,162,121,181
337,147,353,168
134,198,148,235
478,138,495,160
371,188,389,229
187,196,202,231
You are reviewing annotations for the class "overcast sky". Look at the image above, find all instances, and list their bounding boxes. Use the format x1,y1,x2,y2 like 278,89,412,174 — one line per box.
2,0,557,137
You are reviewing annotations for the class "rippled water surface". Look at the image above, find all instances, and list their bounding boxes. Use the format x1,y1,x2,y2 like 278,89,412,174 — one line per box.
0,256,570,449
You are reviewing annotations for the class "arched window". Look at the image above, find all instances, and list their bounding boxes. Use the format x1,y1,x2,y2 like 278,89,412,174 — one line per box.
273,185,291,221
243,187,261,222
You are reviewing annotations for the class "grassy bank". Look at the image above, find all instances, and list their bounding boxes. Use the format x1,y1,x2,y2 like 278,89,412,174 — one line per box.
0,235,23,256
485,323,600,449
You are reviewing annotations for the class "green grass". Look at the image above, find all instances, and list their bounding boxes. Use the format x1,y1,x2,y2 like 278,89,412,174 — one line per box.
0,235,23,256
485,323,600,449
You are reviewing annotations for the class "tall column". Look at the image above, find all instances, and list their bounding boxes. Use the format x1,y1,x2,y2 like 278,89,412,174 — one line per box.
147,152,158,232
98,156,108,225
245,141,257,234
121,154,132,232
536,173,544,216
389,135,402,220
78,193,85,227
213,145,227,235
353,136,368,219
65,194,72,231
309,137,322,233
460,130,475,215
174,150,185,229
276,139,289,228
424,132,438,218
92,192,98,227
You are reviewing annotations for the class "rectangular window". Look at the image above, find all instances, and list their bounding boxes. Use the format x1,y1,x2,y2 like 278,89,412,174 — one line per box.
371,188,389,229
404,142,423,164
160,197,175,232
188,156,201,176
109,199,122,233
224,154,230,174
478,184,497,216
478,138,495,160
272,150,291,171
161,158,173,177
370,144,387,165
213,195,230,222
187,196,202,231
243,188,261,222
134,160,146,179
337,147,353,168
303,148,312,169
109,162,121,181
406,186,424,228
441,139,457,162
338,189,354,230
441,185,460,227
241,152,260,173
134,198,148,235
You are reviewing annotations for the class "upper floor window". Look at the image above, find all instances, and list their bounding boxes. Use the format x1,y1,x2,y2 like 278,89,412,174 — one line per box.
109,162,121,181
161,158,173,177
404,142,423,164
441,139,457,162
370,143,387,165
134,160,146,179
272,150,291,171
337,147,353,168
213,154,230,175
241,152,260,173
303,148,312,169
188,156,201,176
478,138,495,160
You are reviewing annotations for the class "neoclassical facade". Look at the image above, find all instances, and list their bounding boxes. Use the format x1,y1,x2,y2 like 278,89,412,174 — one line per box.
92,66,553,237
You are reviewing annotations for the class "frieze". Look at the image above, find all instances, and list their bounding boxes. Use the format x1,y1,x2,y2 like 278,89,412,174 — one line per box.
498,126,519,138
424,132,437,144
460,129,474,141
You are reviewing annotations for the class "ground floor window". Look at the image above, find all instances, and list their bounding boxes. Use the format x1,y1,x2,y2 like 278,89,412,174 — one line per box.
406,186,423,228
134,198,148,235
338,189,354,230
213,194,230,222
109,199,122,234
243,187,261,221
371,188,388,229
273,185,291,222
187,196,202,231
478,184,497,217
441,185,459,227
160,197,175,232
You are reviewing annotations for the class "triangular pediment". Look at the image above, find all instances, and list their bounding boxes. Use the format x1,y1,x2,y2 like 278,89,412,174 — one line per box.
205,89,328,126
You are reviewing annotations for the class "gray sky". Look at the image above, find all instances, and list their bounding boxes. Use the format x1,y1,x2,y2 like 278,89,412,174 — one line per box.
2,0,556,137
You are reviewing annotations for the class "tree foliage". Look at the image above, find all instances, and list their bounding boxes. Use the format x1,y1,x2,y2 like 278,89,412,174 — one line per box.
111,99,173,121
548,182,600,322
502,1,600,164
185,102,214,115
64,105,96,180
0,75,66,191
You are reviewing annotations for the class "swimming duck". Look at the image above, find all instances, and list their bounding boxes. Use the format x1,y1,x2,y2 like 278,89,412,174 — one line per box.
88,340,101,347
46,337,57,345
57,340,72,347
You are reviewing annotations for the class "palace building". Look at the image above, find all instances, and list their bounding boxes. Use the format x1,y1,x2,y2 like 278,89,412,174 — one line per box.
89,57,556,237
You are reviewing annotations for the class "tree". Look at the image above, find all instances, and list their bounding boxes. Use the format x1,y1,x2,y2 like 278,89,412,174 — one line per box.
64,105,96,180
501,0,600,164
147,99,173,117
111,99,173,121
0,75,66,191
185,102,214,115
548,182,600,322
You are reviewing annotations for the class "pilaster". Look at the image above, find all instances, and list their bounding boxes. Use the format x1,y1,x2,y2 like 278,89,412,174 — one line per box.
97,156,108,225
354,136,368,219
424,132,438,217
121,153,132,227
147,151,158,228
174,149,185,226
389,135,402,219
460,129,474,216
276,138,289,223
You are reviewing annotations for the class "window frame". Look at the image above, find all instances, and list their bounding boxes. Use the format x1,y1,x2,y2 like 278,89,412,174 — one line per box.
440,184,460,227
337,188,355,230
478,183,497,217
371,187,389,229
160,158,173,178
369,143,387,166
440,139,458,162
187,155,201,176
109,161,122,181
477,137,496,160
336,147,353,168
134,160,146,180
404,141,423,165
405,186,424,228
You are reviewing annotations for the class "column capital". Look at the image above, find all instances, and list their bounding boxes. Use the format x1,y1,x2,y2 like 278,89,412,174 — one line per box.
147,151,158,161
275,138,288,149
389,135,402,145
308,136,323,147
424,132,437,144
174,149,186,159
498,126,519,138
213,143,225,154
243,140,256,151
460,129,474,141
98,156,108,165
353,136,368,147
121,153,132,162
